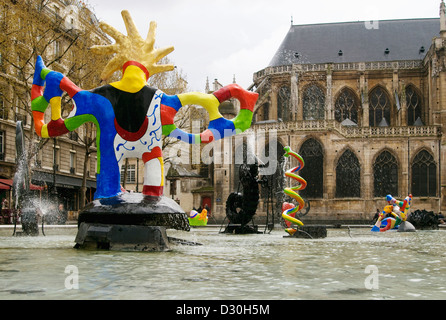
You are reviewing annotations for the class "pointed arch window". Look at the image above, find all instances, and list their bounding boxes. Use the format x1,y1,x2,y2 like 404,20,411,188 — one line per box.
299,138,324,198
277,86,291,121
406,85,423,126
303,84,325,120
336,149,360,198
373,151,398,197
335,88,359,124
369,87,391,126
255,103,269,122
411,150,437,197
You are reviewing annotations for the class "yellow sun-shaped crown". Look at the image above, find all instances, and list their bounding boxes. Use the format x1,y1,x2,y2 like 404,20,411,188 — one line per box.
90,10,174,80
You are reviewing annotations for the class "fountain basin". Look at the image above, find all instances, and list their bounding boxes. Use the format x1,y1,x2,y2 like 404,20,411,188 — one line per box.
1,226,446,300
74,193,190,251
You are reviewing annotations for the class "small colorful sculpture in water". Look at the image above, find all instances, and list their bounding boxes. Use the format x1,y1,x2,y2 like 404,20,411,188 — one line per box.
31,10,258,200
281,146,307,235
188,209,208,226
371,194,413,232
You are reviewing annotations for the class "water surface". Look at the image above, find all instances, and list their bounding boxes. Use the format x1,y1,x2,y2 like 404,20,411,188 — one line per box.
0,226,445,300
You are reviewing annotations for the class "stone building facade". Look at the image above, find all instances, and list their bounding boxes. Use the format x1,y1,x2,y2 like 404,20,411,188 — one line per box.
0,0,109,214
157,3,446,224
238,2,446,223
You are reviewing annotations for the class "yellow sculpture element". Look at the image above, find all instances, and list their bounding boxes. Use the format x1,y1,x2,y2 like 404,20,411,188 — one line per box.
90,10,175,81
178,92,221,121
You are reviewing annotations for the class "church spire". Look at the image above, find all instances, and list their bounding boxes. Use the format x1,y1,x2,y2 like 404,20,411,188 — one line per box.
441,0,446,37
205,76,210,93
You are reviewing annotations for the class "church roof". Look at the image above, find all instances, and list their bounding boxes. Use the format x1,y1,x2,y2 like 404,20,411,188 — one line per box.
269,18,440,66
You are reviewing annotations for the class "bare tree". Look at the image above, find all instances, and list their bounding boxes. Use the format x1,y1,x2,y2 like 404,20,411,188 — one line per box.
0,0,110,206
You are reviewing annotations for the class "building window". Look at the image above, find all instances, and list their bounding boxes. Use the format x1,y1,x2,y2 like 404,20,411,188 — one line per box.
0,131,4,161
369,86,390,126
277,86,291,121
299,138,323,198
373,151,398,197
121,164,136,184
336,149,360,198
170,179,177,197
54,40,61,57
335,88,359,124
53,146,60,171
70,152,76,174
406,85,423,126
303,84,325,120
411,150,436,197
0,93,5,119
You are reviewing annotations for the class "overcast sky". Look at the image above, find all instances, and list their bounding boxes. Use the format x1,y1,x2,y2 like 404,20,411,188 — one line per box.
86,0,441,91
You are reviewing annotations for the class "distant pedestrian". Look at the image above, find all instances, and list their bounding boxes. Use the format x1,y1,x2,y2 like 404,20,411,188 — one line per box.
58,204,67,224
204,204,210,217
438,212,445,224
372,209,380,224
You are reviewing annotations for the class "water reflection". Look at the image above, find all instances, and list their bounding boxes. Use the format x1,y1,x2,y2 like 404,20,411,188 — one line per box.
0,227,445,300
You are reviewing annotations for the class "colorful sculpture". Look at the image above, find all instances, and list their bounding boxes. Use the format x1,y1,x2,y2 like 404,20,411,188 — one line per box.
31,10,258,200
188,209,208,226
371,194,412,232
281,146,307,235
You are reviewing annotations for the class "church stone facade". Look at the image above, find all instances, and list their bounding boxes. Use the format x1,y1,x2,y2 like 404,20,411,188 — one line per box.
235,2,446,223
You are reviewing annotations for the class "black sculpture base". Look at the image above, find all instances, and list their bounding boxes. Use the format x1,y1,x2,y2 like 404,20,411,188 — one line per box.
16,208,39,236
74,223,170,251
74,193,190,251
223,224,262,234
284,225,327,239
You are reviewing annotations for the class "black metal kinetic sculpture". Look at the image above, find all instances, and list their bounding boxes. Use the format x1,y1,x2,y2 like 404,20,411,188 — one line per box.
224,161,261,234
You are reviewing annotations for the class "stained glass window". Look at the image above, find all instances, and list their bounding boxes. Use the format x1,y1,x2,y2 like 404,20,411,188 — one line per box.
303,84,325,120
369,87,390,126
336,149,361,198
373,151,398,197
278,86,291,122
406,85,423,126
299,138,324,198
335,88,359,124
411,150,436,197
